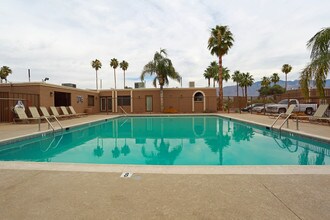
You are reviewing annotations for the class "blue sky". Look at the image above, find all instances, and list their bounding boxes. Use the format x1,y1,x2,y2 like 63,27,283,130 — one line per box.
1,0,329,89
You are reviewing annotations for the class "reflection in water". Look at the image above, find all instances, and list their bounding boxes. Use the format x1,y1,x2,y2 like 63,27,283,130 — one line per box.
232,123,254,142
204,118,230,165
112,146,120,158
93,138,104,157
298,148,325,165
94,146,104,157
121,139,130,156
141,138,182,165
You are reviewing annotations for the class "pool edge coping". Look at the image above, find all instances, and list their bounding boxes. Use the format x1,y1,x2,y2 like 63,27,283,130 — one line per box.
1,161,329,174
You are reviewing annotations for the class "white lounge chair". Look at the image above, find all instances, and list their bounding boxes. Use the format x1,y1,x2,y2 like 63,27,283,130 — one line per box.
40,106,51,117
29,106,43,118
294,104,329,123
50,106,70,118
68,106,87,117
14,108,41,123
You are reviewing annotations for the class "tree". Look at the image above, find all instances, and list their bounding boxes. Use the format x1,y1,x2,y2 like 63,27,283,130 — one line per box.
203,66,213,87
110,58,119,89
282,64,292,90
261,76,271,87
213,67,230,86
91,59,102,90
270,73,280,85
141,49,181,112
208,25,234,111
0,66,12,83
300,27,330,99
119,60,129,88
209,61,219,87
239,72,254,100
231,70,242,97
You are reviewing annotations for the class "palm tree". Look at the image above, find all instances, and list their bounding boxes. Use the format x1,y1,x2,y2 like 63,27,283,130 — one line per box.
208,25,234,111
282,64,292,90
231,70,242,97
119,60,129,88
209,61,219,87
270,73,280,85
91,59,102,90
141,49,181,112
213,67,230,86
0,66,12,83
239,72,254,100
110,58,119,89
300,27,330,99
261,76,271,87
203,67,213,87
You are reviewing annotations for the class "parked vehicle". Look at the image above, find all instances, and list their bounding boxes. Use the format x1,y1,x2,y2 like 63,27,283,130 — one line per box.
241,103,264,112
266,99,317,115
252,103,272,113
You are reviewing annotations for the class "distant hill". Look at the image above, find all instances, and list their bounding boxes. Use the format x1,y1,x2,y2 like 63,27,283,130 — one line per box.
223,79,330,96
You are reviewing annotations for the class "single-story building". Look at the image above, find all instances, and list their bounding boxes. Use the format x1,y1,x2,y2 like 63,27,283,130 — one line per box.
0,82,217,122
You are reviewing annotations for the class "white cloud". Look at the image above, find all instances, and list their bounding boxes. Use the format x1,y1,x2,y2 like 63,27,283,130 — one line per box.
1,0,329,89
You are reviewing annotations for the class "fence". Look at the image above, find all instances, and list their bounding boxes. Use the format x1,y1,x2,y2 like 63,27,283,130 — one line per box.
0,92,39,122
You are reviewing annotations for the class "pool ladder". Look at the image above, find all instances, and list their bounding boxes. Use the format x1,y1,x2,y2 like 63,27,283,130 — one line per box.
270,113,299,131
38,116,63,132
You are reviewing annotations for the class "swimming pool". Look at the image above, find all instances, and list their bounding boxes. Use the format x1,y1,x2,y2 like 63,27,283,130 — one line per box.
0,116,329,165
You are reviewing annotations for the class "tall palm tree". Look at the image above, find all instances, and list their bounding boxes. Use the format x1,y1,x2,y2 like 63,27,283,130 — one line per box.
208,25,234,111
213,67,230,86
270,73,280,85
0,66,12,83
239,72,254,100
261,76,271,87
300,27,330,99
231,70,242,97
119,60,129,88
110,58,119,89
282,64,292,90
91,59,102,90
141,49,181,112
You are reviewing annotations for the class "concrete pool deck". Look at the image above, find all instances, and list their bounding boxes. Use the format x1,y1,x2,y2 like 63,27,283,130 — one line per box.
0,113,330,219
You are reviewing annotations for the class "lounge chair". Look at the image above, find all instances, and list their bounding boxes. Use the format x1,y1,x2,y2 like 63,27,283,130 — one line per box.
68,106,87,117
40,106,51,117
269,104,296,118
50,106,70,118
60,106,72,117
294,104,329,123
29,106,43,118
14,108,41,123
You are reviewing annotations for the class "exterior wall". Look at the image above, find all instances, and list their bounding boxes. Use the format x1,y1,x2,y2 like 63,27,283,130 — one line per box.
0,83,217,122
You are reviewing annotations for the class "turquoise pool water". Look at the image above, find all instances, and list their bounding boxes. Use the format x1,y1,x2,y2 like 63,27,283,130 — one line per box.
0,116,329,165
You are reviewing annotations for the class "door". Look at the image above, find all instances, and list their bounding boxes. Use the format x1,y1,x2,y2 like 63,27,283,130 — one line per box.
100,97,106,112
146,96,153,112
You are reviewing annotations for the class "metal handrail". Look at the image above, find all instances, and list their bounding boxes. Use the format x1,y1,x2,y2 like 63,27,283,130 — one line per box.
270,113,285,129
40,116,63,132
278,114,292,131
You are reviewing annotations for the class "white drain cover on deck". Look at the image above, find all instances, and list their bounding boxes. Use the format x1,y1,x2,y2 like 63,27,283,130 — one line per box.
120,172,133,178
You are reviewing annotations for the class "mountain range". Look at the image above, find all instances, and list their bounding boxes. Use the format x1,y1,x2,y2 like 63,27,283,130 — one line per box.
223,79,330,96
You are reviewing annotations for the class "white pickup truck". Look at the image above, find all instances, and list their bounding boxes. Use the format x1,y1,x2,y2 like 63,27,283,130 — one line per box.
266,99,317,115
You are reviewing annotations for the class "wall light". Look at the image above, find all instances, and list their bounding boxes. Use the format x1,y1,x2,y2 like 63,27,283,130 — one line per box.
50,92,53,97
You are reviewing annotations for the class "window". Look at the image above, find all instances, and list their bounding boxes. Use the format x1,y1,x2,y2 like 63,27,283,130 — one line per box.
194,92,204,101
88,95,94,106
117,96,131,106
